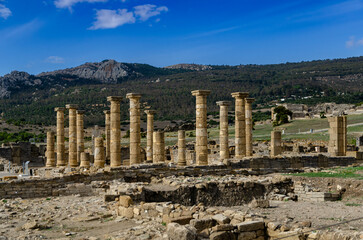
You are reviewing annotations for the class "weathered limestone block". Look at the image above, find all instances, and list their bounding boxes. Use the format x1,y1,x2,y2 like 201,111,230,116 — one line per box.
192,90,211,166
166,223,197,240
119,195,133,207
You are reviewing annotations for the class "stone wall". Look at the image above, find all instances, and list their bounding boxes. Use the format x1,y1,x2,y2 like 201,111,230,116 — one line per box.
0,142,45,168
0,155,359,199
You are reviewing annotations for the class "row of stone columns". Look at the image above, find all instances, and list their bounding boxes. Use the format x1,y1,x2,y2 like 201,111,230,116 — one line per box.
191,91,255,164
48,90,255,168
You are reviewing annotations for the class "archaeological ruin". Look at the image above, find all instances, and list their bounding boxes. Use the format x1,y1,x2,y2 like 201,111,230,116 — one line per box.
0,90,362,240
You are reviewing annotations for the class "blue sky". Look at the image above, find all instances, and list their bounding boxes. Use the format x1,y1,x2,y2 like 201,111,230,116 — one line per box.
1,0,363,75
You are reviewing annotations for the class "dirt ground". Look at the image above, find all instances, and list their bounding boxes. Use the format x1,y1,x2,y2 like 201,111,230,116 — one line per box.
0,192,362,240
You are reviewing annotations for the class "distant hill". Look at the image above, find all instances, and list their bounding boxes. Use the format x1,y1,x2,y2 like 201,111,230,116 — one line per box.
164,63,213,71
0,57,362,126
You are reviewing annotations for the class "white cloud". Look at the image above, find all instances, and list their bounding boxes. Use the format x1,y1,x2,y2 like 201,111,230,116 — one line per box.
134,4,168,21
89,9,135,30
0,4,11,19
54,0,107,10
346,36,363,48
46,56,65,64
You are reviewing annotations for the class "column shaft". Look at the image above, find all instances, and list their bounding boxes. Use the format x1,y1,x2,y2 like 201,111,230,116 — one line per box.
217,101,231,160
177,130,186,166
127,93,142,165
153,131,165,163
192,90,211,166
94,137,105,168
231,92,248,158
107,96,123,167
104,110,111,161
55,107,66,167
76,110,85,164
80,152,90,168
46,131,56,167
66,104,78,167
270,130,282,156
145,110,156,162
245,98,255,157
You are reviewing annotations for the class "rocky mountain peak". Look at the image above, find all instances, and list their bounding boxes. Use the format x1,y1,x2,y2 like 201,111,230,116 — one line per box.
37,59,133,83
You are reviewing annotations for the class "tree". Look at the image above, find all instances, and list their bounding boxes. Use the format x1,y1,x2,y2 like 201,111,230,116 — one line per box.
273,106,292,126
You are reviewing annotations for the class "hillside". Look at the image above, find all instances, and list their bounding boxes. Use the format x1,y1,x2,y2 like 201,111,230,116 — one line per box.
0,57,363,126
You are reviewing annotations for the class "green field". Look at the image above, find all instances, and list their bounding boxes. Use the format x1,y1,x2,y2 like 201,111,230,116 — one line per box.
120,113,363,146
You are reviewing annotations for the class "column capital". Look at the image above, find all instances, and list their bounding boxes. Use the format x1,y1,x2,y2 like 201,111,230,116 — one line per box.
245,98,255,104
76,110,85,115
107,96,123,102
144,110,157,115
54,107,66,112
231,92,249,99
126,93,142,99
66,104,78,109
216,101,231,106
191,90,211,96
103,110,110,114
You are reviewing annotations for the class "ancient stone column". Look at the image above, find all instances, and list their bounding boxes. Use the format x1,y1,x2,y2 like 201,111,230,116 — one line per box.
328,116,347,156
153,131,165,163
145,110,156,163
217,101,231,160
192,90,211,166
231,92,249,158
126,93,142,165
46,131,56,167
94,137,105,168
107,96,123,167
104,110,111,161
177,129,186,166
271,130,282,157
80,152,90,168
245,98,255,157
76,110,85,164
66,104,78,167
55,107,66,167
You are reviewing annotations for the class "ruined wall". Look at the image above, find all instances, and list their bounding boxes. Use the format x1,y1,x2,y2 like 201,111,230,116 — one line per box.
0,155,359,199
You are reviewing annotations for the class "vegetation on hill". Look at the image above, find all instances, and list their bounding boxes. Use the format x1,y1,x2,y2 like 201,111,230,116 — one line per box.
1,57,363,126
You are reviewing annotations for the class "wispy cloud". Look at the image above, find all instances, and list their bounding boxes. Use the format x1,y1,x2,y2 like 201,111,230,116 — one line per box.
346,36,363,48
288,0,363,23
54,0,107,10
89,9,135,30
184,26,241,40
46,56,65,64
89,4,168,30
0,19,42,40
0,4,11,19
134,4,168,21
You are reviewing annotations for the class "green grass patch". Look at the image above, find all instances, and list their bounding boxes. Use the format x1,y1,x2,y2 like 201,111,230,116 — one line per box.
345,203,362,207
290,166,363,179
